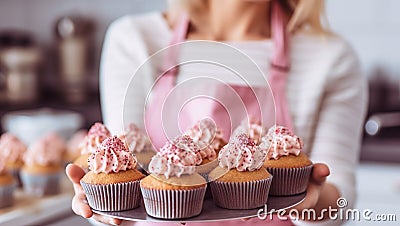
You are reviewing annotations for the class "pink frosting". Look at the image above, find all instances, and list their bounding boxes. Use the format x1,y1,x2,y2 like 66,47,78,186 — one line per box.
66,130,87,157
148,135,202,178
261,125,303,160
218,133,266,171
24,133,66,166
80,122,111,155
0,133,27,163
232,117,266,144
88,136,137,174
119,123,151,153
185,119,224,161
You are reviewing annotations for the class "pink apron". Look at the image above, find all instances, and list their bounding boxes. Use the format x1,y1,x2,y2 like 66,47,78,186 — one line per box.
141,0,294,225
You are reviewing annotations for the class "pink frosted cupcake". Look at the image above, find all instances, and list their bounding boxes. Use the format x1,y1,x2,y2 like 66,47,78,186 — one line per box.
0,157,16,208
63,130,87,164
0,133,27,187
209,133,272,209
261,126,313,196
140,135,206,219
118,123,155,170
232,117,267,144
184,119,226,177
80,136,144,211
20,133,66,196
74,122,111,172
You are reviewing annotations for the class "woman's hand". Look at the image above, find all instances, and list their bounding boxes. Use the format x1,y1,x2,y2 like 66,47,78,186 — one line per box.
292,163,339,221
65,164,123,225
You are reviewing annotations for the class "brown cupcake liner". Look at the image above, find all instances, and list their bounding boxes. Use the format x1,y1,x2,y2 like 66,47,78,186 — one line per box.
210,177,272,210
20,171,61,197
266,164,313,196
141,186,206,219
81,180,142,211
0,183,16,208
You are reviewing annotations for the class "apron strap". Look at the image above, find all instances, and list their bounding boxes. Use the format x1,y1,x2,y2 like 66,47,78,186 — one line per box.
270,0,294,131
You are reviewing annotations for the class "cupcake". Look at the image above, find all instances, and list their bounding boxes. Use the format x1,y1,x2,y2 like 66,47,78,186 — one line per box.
80,136,144,211
0,156,16,208
209,133,272,209
20,133,65,197
261,125,313,196
232,117,267,144
0,133,27,187
184,119,227,177
118,123,155,171
140,135,207,219
74,122,111,172
63,130,87,164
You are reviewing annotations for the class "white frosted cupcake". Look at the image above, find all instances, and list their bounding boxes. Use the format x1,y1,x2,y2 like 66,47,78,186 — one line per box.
80,136,144,211
209,133,272,209
261,126,313,196
21,133,65,197
140,135,206,219
0,133,27,187
232,117,267,144
74,122,111,172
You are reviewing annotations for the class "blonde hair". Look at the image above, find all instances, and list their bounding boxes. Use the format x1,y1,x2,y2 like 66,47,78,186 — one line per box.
167,0,329,35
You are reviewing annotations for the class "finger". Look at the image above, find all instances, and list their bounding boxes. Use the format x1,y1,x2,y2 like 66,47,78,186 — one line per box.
72,192,93,218
66,163,85,184
92,213,123,225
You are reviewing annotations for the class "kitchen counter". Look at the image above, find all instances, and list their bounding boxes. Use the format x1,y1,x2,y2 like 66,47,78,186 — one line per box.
0,174,74,226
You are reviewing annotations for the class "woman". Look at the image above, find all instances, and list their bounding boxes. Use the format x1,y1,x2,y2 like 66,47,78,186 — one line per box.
66,0,368,225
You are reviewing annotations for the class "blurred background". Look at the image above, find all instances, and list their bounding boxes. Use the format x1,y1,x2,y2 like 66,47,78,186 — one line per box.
0,0,399,225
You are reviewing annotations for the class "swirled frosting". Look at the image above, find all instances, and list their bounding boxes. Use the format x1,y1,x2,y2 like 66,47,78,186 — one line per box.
148,135,202,178
88,136,137,174
218,133,266,171
24,133,66,166
232,117,266,144
80,122,111,155
66,130,87,157
0,133,27,163
261,125,303,160
118,123,151,153
185,119,224,161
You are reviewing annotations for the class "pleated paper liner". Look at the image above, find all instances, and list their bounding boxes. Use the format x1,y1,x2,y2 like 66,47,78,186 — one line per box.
81,180,142,211
210,176,272,210
266,164,313,196
141,186,207,219
20,171,61,197
0,182,16,208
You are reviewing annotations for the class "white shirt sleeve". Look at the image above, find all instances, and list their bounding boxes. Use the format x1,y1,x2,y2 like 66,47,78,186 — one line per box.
99,16,152,134
294,40,368,226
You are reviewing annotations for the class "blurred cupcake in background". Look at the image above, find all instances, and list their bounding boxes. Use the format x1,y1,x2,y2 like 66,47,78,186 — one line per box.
0,133,27,187
80,136,144,211
261,125,313,196
118,123,154,171
21,133,66,197
63,130,87,164
0,156,16,208
209,133,272,209
140,135,207,219
74,122,111,172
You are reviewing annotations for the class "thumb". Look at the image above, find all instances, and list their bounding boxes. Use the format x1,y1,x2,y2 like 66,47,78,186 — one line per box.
66,163,86,184
311,163,330,185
